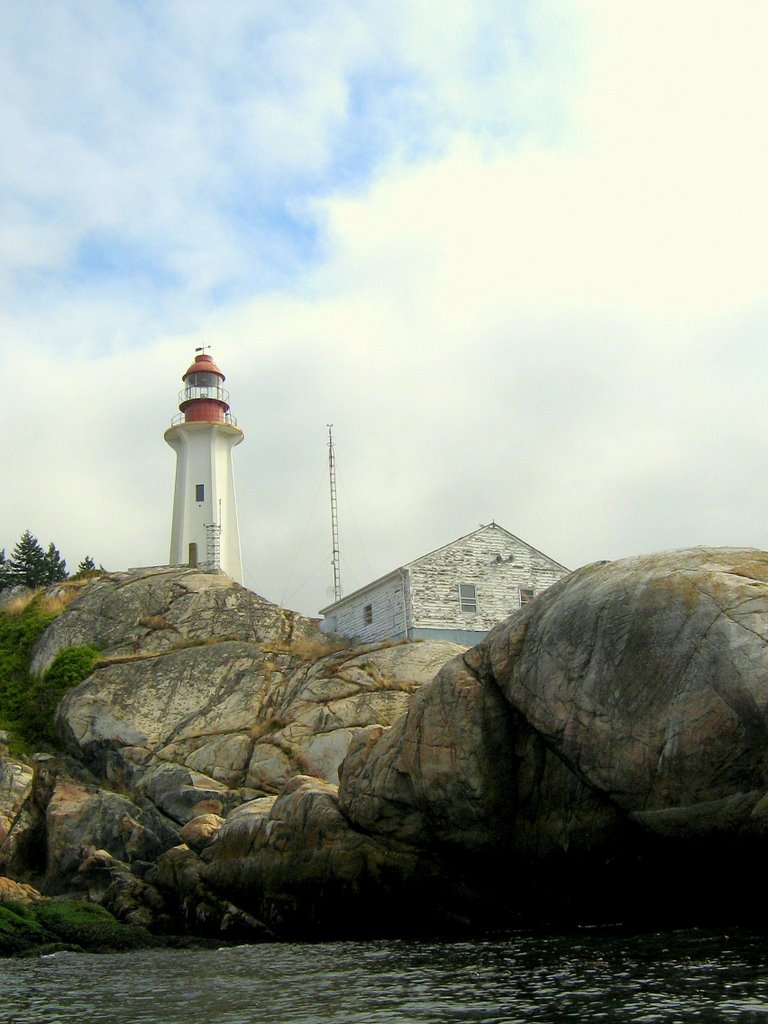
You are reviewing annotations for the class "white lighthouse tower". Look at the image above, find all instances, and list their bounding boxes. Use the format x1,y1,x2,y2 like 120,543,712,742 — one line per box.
164,349,244,583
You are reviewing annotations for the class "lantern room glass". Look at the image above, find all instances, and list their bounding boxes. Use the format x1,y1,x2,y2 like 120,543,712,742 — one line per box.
187,371,219,388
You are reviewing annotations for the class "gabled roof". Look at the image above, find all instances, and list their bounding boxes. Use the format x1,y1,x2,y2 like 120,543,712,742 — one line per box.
403,522,570,574
318,522,569,615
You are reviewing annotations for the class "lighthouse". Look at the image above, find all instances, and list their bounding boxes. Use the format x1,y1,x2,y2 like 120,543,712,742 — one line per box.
164,349,244,583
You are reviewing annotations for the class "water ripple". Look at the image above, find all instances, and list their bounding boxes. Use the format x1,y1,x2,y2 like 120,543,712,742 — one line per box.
3,930,768,1023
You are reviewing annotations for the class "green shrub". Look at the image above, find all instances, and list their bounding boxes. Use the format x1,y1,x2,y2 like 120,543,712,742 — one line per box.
23,645,100,744
0,597,57,677
0,596,98,749
0,598,59,739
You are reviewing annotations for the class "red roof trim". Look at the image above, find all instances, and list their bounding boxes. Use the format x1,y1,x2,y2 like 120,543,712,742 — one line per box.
182,352,225,381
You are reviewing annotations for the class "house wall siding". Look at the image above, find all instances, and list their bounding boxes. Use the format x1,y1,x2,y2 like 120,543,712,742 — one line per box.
408,528,566,634
322,574,407,644
320,526,569,642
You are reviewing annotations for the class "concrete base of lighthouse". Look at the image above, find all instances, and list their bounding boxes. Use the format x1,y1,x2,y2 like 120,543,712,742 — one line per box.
164,420,244,584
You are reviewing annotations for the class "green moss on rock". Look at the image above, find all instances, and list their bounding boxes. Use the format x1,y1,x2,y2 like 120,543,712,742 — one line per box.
0,903,50,956
34,900,152,951
0,899,157,957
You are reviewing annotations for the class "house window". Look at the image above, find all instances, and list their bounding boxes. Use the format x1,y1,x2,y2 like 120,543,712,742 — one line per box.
363,603,373,625
520,587,535,606
459,583,477,613
195,484,205,502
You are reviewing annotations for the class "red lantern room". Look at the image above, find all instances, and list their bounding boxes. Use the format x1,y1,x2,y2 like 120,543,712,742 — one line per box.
177,350,233,424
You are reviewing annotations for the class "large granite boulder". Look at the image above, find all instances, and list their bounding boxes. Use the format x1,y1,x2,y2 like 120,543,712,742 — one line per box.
478,547,768,837
44,773,180,890
22,548,768,936
333,548,768,924
201,776,448,938
1,566,464,927
0,757,35,871
30,566,314,676
52,575,463,800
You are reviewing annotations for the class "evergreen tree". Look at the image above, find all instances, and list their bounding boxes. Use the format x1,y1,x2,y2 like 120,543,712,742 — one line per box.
9,531,47,587
43,542,68,583
0,549,11,592
75,555,97,575
8,531,69,588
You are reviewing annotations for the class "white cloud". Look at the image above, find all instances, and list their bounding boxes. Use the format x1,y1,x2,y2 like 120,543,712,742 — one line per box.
2,1,768,615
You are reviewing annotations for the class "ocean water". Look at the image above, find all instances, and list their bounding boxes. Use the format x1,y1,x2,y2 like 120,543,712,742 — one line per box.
3,930,768,1024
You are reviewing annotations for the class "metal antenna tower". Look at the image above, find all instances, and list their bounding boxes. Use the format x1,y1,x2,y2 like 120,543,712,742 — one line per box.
327,424,342,602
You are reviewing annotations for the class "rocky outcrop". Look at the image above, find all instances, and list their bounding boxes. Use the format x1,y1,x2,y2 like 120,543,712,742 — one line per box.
328,547,768,924
0,757,35,874
0,876,43,904
205,547,768,931
44,775,181,890
46,569,460,796
201,776,446,938
30,566,315,676
1,566,465,936
11,549,768,939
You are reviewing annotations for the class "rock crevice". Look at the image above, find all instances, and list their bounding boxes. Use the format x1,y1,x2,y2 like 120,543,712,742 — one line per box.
8,549,768,938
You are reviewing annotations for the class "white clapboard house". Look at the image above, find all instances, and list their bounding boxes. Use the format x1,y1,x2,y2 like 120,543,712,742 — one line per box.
319,522,569,646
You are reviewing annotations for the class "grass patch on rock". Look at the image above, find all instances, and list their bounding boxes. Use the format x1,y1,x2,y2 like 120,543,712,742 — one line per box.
0,899,157,957
265,637,350,664
34,900,153,952
0,902,50,956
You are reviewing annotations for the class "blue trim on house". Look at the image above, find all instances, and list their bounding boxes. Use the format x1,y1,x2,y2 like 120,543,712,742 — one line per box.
408,627,488,645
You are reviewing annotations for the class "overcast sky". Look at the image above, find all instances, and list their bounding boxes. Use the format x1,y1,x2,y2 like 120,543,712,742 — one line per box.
2,1,767,616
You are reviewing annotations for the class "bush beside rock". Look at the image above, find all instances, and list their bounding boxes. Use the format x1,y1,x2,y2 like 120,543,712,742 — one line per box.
0,896,156,956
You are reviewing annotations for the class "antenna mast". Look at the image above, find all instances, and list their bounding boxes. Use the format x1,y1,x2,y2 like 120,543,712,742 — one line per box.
327,424,342,602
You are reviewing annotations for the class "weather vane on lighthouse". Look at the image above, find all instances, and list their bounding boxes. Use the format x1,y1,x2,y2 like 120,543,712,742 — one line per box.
164,350,245,583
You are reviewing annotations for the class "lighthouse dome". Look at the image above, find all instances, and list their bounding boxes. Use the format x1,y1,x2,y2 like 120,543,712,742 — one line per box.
175,351,233,424
183,352,226,385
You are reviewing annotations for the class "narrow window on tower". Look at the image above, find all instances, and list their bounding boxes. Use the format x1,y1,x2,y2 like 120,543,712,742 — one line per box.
195,484,205,502
363,603,373,625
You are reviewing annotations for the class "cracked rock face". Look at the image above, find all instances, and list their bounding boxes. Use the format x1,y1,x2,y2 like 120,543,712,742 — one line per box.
480,547,768,830
0,758,35,874
341,549,768,854
25,568,462,913
30,566,316,677
3,567,465,932
49,570,463,800
16,549,768,935
323,548,768,925
54,596,462,798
